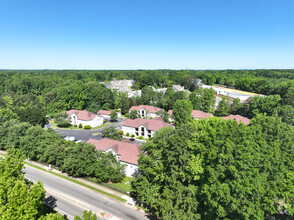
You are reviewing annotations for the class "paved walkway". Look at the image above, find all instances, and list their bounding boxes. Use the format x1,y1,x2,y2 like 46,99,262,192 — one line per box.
0,149,133,202
25,159,127,198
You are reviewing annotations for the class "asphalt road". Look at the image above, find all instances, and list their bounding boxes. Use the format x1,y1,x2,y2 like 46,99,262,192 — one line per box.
24,165,148,220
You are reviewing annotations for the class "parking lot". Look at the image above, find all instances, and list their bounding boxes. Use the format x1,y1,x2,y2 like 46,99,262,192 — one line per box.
54,128,103,142
53,119,126,143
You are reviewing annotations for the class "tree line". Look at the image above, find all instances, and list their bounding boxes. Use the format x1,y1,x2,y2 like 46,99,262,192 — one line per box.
0,69,293,126
0,120,125,183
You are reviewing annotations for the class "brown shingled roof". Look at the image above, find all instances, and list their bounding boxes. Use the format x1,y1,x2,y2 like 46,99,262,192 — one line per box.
66,109,100,121
222,114,250,125
129,105,163,113
122,117,171,131
87,138,141,165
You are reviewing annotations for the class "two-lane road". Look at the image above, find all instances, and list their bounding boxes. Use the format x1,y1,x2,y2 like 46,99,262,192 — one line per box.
24,165,148,220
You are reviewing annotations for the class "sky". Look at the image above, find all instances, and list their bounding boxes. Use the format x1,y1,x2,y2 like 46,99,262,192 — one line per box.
0,0,293,69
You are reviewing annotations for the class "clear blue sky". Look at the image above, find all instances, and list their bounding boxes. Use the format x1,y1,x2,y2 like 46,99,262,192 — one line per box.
0,0,293,69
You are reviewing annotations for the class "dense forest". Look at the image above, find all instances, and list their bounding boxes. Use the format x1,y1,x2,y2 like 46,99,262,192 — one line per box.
0,69,293,125
132,114,294,219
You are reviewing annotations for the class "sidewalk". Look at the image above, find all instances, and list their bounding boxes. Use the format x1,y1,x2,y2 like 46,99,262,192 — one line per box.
1,150,141,212
25,159,127,198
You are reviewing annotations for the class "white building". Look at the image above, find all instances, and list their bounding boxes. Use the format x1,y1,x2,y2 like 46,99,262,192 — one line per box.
87,138,141,177
102,80,141,98
122,117,171,139
201,84,265,103
97,110,121,120
66,109,103,128
172,85,185,92
129,105,163,118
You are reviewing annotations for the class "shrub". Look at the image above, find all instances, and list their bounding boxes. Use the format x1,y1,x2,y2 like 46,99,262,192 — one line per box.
118,130,123,135
149,117,153,119
79,123,82,128
131,134,135,138
55,112,71,127
84,125,91,129
126,132,130,136
103,119,107,124
125,113,129,118
139,136,144,139
74,124,77,127
56,120,71,128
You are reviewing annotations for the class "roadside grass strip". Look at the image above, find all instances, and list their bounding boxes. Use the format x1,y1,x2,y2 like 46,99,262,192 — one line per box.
24,162,47,171
25,162,127,203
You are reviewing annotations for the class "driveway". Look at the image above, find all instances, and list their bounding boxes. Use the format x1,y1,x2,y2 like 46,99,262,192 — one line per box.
53,119,126,142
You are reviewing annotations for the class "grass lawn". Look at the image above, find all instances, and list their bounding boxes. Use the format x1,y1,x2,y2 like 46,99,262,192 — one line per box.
110,176,134,192
92,123,111,130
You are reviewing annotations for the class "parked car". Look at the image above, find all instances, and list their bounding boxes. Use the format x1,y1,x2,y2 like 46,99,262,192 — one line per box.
64,136,75,141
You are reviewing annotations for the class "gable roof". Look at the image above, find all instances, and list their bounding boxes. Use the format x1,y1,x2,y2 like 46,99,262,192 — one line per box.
122,117,171,131
87,138,140,165
129,105,163,113
66,109,100,121
192,110,212,118
168,110,212,118
222,114,250,125
97,110,112,115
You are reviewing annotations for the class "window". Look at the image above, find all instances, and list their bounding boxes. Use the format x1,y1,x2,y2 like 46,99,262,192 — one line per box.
141,127,145,136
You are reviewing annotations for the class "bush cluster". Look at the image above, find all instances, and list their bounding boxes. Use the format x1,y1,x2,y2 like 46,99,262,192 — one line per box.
84,125,91,129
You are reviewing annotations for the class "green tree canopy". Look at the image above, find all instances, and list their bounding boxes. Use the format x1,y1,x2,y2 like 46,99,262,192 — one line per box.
110,110,118,121
172,99,193,126
129,110,138,119
0,150,45,219
101,126,122,141
132,116,294,219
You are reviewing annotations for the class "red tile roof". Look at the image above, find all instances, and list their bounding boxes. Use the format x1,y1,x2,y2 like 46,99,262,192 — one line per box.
87,138,141,165
168,110,212,118
129,105,163,113
192,110,212,119
222,114,250,125
122,117,171,131
97,110,111,115
66,109,100,121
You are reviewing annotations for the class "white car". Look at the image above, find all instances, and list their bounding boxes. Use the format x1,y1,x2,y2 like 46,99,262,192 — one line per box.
64,136,75,141
75,140,84,143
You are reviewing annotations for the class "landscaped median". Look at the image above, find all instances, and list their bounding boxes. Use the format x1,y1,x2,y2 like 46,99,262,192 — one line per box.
24,162,127,203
